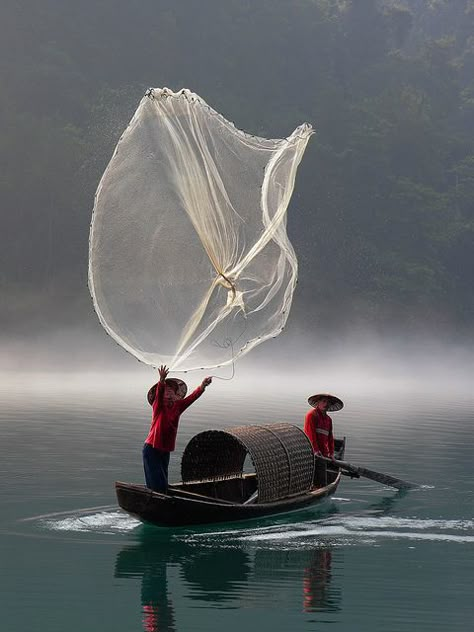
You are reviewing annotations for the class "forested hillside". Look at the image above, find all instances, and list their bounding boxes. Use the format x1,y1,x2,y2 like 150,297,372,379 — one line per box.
1,0,473,335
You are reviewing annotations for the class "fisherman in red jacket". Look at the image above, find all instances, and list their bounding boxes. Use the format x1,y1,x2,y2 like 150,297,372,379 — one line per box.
143,364,212,492
304,393,344,487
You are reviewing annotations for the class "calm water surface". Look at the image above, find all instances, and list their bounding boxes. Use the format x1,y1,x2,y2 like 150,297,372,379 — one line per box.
1,372,473,631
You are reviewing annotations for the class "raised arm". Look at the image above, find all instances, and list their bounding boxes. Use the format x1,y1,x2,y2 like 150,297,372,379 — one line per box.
178,376,212,413
154,364,169,407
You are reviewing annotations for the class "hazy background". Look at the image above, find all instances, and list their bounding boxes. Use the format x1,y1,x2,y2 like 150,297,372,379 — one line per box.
1,0,473,378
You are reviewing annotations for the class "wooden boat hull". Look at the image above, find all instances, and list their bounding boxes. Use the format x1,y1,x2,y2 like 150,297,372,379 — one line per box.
116,428,345,528
115,472,342,527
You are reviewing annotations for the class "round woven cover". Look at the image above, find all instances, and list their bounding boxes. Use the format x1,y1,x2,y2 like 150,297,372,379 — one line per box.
308,393,344,412
181,423,314,502
147,379,188,405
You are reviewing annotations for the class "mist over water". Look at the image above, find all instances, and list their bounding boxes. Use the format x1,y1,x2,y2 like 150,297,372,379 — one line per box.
2,325,473,398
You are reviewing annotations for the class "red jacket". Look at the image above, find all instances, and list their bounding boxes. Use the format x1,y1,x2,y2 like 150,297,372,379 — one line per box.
145,380,204,452
304,408,334,457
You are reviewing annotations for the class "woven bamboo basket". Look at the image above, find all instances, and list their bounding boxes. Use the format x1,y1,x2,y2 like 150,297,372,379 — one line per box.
181,423,315,503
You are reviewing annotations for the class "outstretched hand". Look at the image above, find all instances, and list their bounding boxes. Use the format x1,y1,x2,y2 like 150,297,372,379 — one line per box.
158,364,169,382
201,376,212,389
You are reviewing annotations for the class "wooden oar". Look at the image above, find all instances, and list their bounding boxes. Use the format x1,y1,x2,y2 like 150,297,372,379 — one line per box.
319,456,418,490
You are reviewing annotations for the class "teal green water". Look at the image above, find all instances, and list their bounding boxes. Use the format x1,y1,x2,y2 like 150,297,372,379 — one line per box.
1,374,473,631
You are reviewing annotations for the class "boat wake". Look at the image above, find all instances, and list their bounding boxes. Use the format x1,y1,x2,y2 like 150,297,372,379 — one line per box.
183,515,474,548
17,506,474,547
21,506,140,535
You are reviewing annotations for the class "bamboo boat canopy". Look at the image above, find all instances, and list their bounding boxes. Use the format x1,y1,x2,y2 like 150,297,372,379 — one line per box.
181,423,315,502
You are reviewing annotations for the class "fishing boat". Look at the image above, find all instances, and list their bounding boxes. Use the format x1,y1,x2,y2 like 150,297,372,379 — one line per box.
116,423,345,527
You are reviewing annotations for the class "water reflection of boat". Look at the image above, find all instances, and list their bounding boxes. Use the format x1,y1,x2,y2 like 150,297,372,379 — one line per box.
115,529,252,632
252,547,340,613
116,424,345,527
116,535,178,632
115,527,341,631
303,548,337,612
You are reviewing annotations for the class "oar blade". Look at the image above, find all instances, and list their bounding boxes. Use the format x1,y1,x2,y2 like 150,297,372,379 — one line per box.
322,457,418,490
355,466,417,490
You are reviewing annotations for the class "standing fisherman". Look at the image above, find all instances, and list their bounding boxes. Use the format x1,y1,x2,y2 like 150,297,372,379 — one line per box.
143,365,212,492
304,393,344,487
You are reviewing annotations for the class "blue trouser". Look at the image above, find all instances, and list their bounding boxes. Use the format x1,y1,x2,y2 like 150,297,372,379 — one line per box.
143,443,170,492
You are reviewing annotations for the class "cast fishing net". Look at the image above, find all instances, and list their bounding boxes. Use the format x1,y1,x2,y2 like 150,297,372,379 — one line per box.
89,88,313,371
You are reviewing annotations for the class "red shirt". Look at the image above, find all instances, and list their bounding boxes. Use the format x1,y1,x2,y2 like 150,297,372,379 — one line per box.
145,381,204,452
304,408,334,457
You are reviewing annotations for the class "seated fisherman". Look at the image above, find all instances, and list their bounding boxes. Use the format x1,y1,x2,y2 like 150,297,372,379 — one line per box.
304,393,344,487
143,364,212,492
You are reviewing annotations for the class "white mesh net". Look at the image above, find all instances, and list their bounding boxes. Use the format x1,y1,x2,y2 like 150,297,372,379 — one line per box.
89,88,313,371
